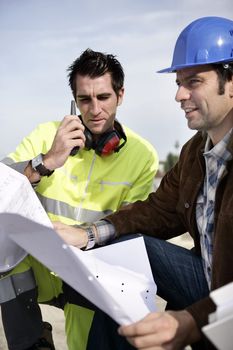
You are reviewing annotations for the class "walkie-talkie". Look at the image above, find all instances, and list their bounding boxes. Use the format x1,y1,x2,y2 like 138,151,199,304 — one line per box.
70,100,80,156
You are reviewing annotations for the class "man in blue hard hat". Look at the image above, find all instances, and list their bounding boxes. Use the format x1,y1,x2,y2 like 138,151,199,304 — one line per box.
57,16,233,349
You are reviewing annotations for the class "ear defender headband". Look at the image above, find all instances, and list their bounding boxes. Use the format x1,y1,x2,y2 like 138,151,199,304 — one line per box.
82,119,127,156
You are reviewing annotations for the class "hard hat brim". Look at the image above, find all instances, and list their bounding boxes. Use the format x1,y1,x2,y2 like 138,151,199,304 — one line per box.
157,58,233,73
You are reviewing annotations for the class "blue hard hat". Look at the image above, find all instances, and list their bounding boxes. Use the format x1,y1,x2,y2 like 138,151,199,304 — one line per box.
158,16,233,73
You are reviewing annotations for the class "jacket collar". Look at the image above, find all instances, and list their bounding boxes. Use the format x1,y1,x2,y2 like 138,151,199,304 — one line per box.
226,130,233,154
200,129,233,157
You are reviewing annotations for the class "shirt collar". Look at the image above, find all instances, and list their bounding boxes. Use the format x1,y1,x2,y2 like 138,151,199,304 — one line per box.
204,128,233,161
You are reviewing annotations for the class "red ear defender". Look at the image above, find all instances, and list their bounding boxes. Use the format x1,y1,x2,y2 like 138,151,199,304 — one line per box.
93,120,127,156
78,117,127,156
96,132,121,156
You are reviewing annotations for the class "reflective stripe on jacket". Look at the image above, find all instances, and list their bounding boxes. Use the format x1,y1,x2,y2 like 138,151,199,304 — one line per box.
0,120,158,305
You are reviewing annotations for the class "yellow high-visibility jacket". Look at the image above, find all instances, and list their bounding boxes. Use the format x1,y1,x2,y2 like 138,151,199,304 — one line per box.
5,121,158,225
1,120,158,350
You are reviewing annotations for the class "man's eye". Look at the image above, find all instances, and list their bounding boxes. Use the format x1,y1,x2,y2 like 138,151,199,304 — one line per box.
98,96,109,100
79,98,90,102
189,79,200,85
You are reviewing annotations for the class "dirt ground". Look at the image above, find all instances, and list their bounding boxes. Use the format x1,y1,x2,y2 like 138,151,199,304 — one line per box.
0,234,193,350
0,305,68,350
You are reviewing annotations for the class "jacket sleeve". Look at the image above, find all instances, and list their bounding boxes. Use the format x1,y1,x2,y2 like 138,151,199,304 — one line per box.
186,296,216,330
3,123,57,163
119,147,159,206
6,126,45,162
106,149,187,240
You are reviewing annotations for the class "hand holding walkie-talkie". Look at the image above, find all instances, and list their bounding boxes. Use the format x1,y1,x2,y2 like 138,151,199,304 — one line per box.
40,101,85,171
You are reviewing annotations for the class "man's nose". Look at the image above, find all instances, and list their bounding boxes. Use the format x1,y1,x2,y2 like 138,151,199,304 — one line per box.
175,86,191,102
90,99,101,115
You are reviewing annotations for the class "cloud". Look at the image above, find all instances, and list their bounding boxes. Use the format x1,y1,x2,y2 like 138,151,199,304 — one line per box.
0,0,233,160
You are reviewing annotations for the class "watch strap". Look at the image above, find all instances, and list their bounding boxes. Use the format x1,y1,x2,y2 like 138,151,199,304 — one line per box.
84,226,96,250
31,154,54,177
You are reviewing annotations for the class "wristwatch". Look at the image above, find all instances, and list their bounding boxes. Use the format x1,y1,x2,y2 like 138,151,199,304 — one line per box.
84,226,96,250
31,154,54,177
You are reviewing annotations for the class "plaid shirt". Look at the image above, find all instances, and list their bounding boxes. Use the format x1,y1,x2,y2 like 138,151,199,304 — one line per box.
94,220,116,245
196,129,233,288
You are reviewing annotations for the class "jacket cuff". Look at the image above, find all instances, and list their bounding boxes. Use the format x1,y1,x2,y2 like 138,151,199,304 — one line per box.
186,295,216,329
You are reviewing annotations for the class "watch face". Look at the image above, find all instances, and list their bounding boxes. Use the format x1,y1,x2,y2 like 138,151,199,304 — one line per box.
32,154,43,169
31,154,54,177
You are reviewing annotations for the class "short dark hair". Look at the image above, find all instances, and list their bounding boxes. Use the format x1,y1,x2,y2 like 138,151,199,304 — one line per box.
67,48,124,97
213,63,233,95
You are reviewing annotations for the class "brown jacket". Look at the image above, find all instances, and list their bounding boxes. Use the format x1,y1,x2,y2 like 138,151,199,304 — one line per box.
106,131,233,342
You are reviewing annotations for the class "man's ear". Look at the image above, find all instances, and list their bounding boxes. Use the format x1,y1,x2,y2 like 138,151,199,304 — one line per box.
230,76,233,98
117,87,124,106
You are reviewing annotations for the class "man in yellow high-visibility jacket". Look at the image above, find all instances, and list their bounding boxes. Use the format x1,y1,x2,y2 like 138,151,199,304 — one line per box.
0,49,158,350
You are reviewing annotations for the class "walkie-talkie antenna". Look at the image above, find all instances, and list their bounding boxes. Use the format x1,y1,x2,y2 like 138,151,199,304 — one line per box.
70,100,79,156
70,100,76,115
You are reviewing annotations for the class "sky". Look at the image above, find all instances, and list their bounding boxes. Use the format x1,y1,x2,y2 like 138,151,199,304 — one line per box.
0,0,232,161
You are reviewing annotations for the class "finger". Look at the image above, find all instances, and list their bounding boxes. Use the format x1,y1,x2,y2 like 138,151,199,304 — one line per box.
61,115,82,127
65,119,85,133
142,312,162,322
60,116,84,133
127,329,176,349
69,129,86,143
53,129,85,153
126,335,165,350
53,221,65,229
119,313,161,337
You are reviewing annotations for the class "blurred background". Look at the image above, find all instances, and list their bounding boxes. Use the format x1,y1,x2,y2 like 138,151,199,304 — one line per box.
1,0,232,163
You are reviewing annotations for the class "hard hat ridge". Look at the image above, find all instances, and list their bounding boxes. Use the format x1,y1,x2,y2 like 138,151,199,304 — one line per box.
158,16,233,73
